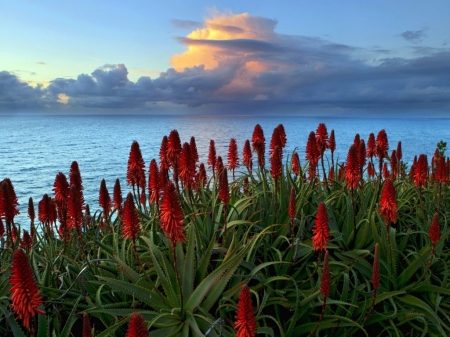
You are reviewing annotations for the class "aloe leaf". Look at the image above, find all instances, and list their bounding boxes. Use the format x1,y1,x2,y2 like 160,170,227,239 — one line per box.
0,305,26,337
397,246,431,288
95,317,129,337
183,224,195,300
60,295,80,337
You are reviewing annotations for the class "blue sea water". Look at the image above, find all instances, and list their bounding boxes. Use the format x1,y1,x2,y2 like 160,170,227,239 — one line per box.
1,114,449,229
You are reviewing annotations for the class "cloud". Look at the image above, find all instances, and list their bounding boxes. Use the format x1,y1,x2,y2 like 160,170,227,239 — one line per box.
171,19,202,30
2,12,450,114
401,29,427,44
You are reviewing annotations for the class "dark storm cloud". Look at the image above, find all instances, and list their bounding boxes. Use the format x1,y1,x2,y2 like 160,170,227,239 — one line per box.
0,71,49,110
401,29,427,44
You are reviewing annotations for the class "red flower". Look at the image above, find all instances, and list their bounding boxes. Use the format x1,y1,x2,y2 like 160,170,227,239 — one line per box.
312,202,330,251
160,182,185,244
429,213,440,247
70,161,85,207
53,172,70,205
216,156,224,177
0,178,20,225
288,186,296,221
270,144,282,184
190,136,199,163
320,250,330,299
179,142,196,190
235,285,257,337
197,163,207,188
366,133,376,158
378,179,397,226
127,141,146,189
390,150,398,178
328,166,334,182
68,185,83,232
228,138,239,171
396,141,402,161
113,178,123,218
372,243,380,292
148,159,160,205
409,156,417,181
269,127,281,156
208,139,217,169
414,154,428,187
358,140,366,172
376,130,389,159
329,129,336,154
38,194,52,224
167,130,182,167
382,162,389,179
122,192,140,242
353,133,360,149
436,156,448,184
125,313,148,337
159,135,170,171
367,161,375,178
28,197,35,221
243,139,253,171
83,313,93,337
291,152,301,176
306,131,319,166
9,249,45,330
219,167,230,206
99,179,111,221
345,144,360,189
20,230,32,250
276,124,287,148
252,124,265,168
316,123,329,155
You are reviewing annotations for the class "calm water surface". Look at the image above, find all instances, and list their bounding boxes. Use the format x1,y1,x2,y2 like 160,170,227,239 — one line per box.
1,114,449,228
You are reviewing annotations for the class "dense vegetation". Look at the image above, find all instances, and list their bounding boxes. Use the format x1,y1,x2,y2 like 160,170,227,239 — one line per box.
1,123,449,337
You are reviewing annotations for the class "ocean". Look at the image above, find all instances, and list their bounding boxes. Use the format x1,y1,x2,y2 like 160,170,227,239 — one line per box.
1,114,449,229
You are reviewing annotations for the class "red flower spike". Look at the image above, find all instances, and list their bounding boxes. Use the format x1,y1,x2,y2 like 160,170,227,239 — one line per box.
228,138,239,170
53,172,70,205
160,182,185,244
316,123,329,155
409,156,417,181
306,131,319,166
159,135,170,170
328,166,334,182
396,141,402,161
125,313,148,337
68,185,83,231
366,133,376,158
429,213,440,247
70,161,85,207
208,139,217,169
122,192,140,242
269,127,281,156
38,194,52,224
378,179,397,226
252,124,265,168
243,139,253,171
320,250,330,299
219,167,230,206
436,156,448,184
376,129,389,159
390,150,398,177
270,145,282,184
353,134,360,149
9,249,45,330
21,230,32,250
28,197,35,221
197,163,207,188
372,243,380,292
167,130,182,166
189,136,199,163
179,142,196,190
312,202,330,251
345,144,360,189
99,179,111,221
358,140,366,172
414,154,428,187
148,159,160,205
113,178,123,218
329,130,336,154
127,141,146,189
83,313,93,337
235,285,257,337
288,186,296,221
292,152,301,176
0,178,20,225
276,124,287,148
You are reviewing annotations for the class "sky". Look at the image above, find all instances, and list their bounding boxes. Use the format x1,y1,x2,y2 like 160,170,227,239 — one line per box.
1,1,450,116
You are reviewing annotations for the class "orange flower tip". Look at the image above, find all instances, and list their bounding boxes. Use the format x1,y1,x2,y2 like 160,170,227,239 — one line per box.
235,285,257,337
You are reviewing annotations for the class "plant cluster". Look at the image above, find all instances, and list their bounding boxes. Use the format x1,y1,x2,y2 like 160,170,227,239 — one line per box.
1,123,450,336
